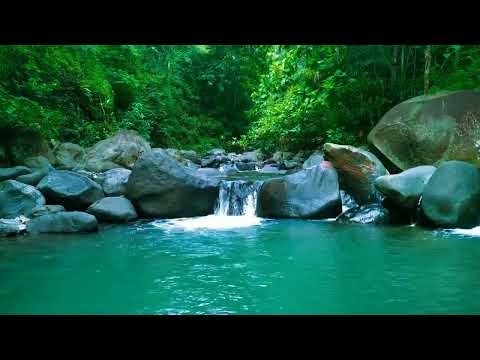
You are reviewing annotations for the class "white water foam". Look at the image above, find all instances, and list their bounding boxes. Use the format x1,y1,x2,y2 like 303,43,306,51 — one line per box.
448,226,480,237
153,215,262,231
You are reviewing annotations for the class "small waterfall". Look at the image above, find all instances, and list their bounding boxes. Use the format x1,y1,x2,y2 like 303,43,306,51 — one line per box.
215,180,263,217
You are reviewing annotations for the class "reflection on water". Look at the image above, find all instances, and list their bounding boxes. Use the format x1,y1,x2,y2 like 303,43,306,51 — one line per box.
1,219,480,314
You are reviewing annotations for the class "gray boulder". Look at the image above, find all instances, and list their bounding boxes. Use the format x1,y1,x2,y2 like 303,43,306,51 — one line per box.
126,149,219,218
302,151,325,169
0,180,45,218
374,165,436,209
257,164,342,219
31,205,66,218
420,161,480,228
96,168,131,196
53,143,86,170
27,211,98,234
239,151,262,163
337,204,390,225
84,130,151,172
87,197,138,223
37,170,104,210
0,166,31,181
196,168,222,178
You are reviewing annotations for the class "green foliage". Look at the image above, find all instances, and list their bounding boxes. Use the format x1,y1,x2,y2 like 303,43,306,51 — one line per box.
1,45,480,155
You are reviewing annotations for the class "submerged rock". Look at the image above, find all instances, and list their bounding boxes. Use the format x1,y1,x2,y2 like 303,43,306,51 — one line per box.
84,130,151,172
324,143,388,205
87,197,138,223
126,149,219,218
0,180,46,219
257,163,342,219
37,170,104,210
420,161,480,228
336,204,390,225
374,165,436,209
27,211,98,233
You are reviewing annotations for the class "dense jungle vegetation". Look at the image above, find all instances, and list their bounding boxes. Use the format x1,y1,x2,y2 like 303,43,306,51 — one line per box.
1,45,479,154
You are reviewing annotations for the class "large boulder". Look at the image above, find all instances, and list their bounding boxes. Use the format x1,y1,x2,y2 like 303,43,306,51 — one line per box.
83,130,151,172
239,151,263,163
368,91,480,171
178,150,201,164
87,197,138,223
0,166,31,181
126,149,219,218
30,205,66,218
336,204,390,225
374,165,436,209
201,153,229,168
37,170,104,210
420,161,480,228
196,167,222,178
96,168,131,196
256,163,342,219
272,151,293,163
0,180,46,218
27,211,98,234
302,151,324,169
324,143,389,205
53,143,86,170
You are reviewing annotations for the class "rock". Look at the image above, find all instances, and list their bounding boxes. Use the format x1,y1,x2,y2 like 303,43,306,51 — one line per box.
337,204,390,225
87,197,137,223
201,153,229,168
272,151,293,163
53,143,86,170
37,170,104,210
30,205,66,218
258,165,286,174
374,165,436,209
420,161,480,228
15,169,49,186
0,180,46,219
96,168,131,196
207,148,226,156
126,149,219,218
0,217,29,237
283,160,300,170
73,169,99,180
83,130,151,172
340,190,359,211
302,151,325,169
178,150,201,164
27,211,98,234
0,166,32,181
257,163,342,219
368,90,480,171
324,143,389,205
236,162,257,171
23,156,53,170
239,151,262,163
196,168,222,178
219,164,238,175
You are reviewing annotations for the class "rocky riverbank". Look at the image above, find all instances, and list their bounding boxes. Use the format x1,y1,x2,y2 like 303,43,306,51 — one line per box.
2,90,480,237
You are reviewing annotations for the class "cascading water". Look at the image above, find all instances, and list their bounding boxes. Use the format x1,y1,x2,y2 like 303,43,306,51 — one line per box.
215,180,263,217
155,179,264,230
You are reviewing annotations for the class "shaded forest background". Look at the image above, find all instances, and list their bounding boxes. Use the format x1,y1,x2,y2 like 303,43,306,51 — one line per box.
1,45,479,154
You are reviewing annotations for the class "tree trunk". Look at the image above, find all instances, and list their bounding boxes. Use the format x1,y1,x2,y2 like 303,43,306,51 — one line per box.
424,45,432,95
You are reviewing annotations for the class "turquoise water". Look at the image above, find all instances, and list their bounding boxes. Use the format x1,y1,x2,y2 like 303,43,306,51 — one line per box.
1,218,480,314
